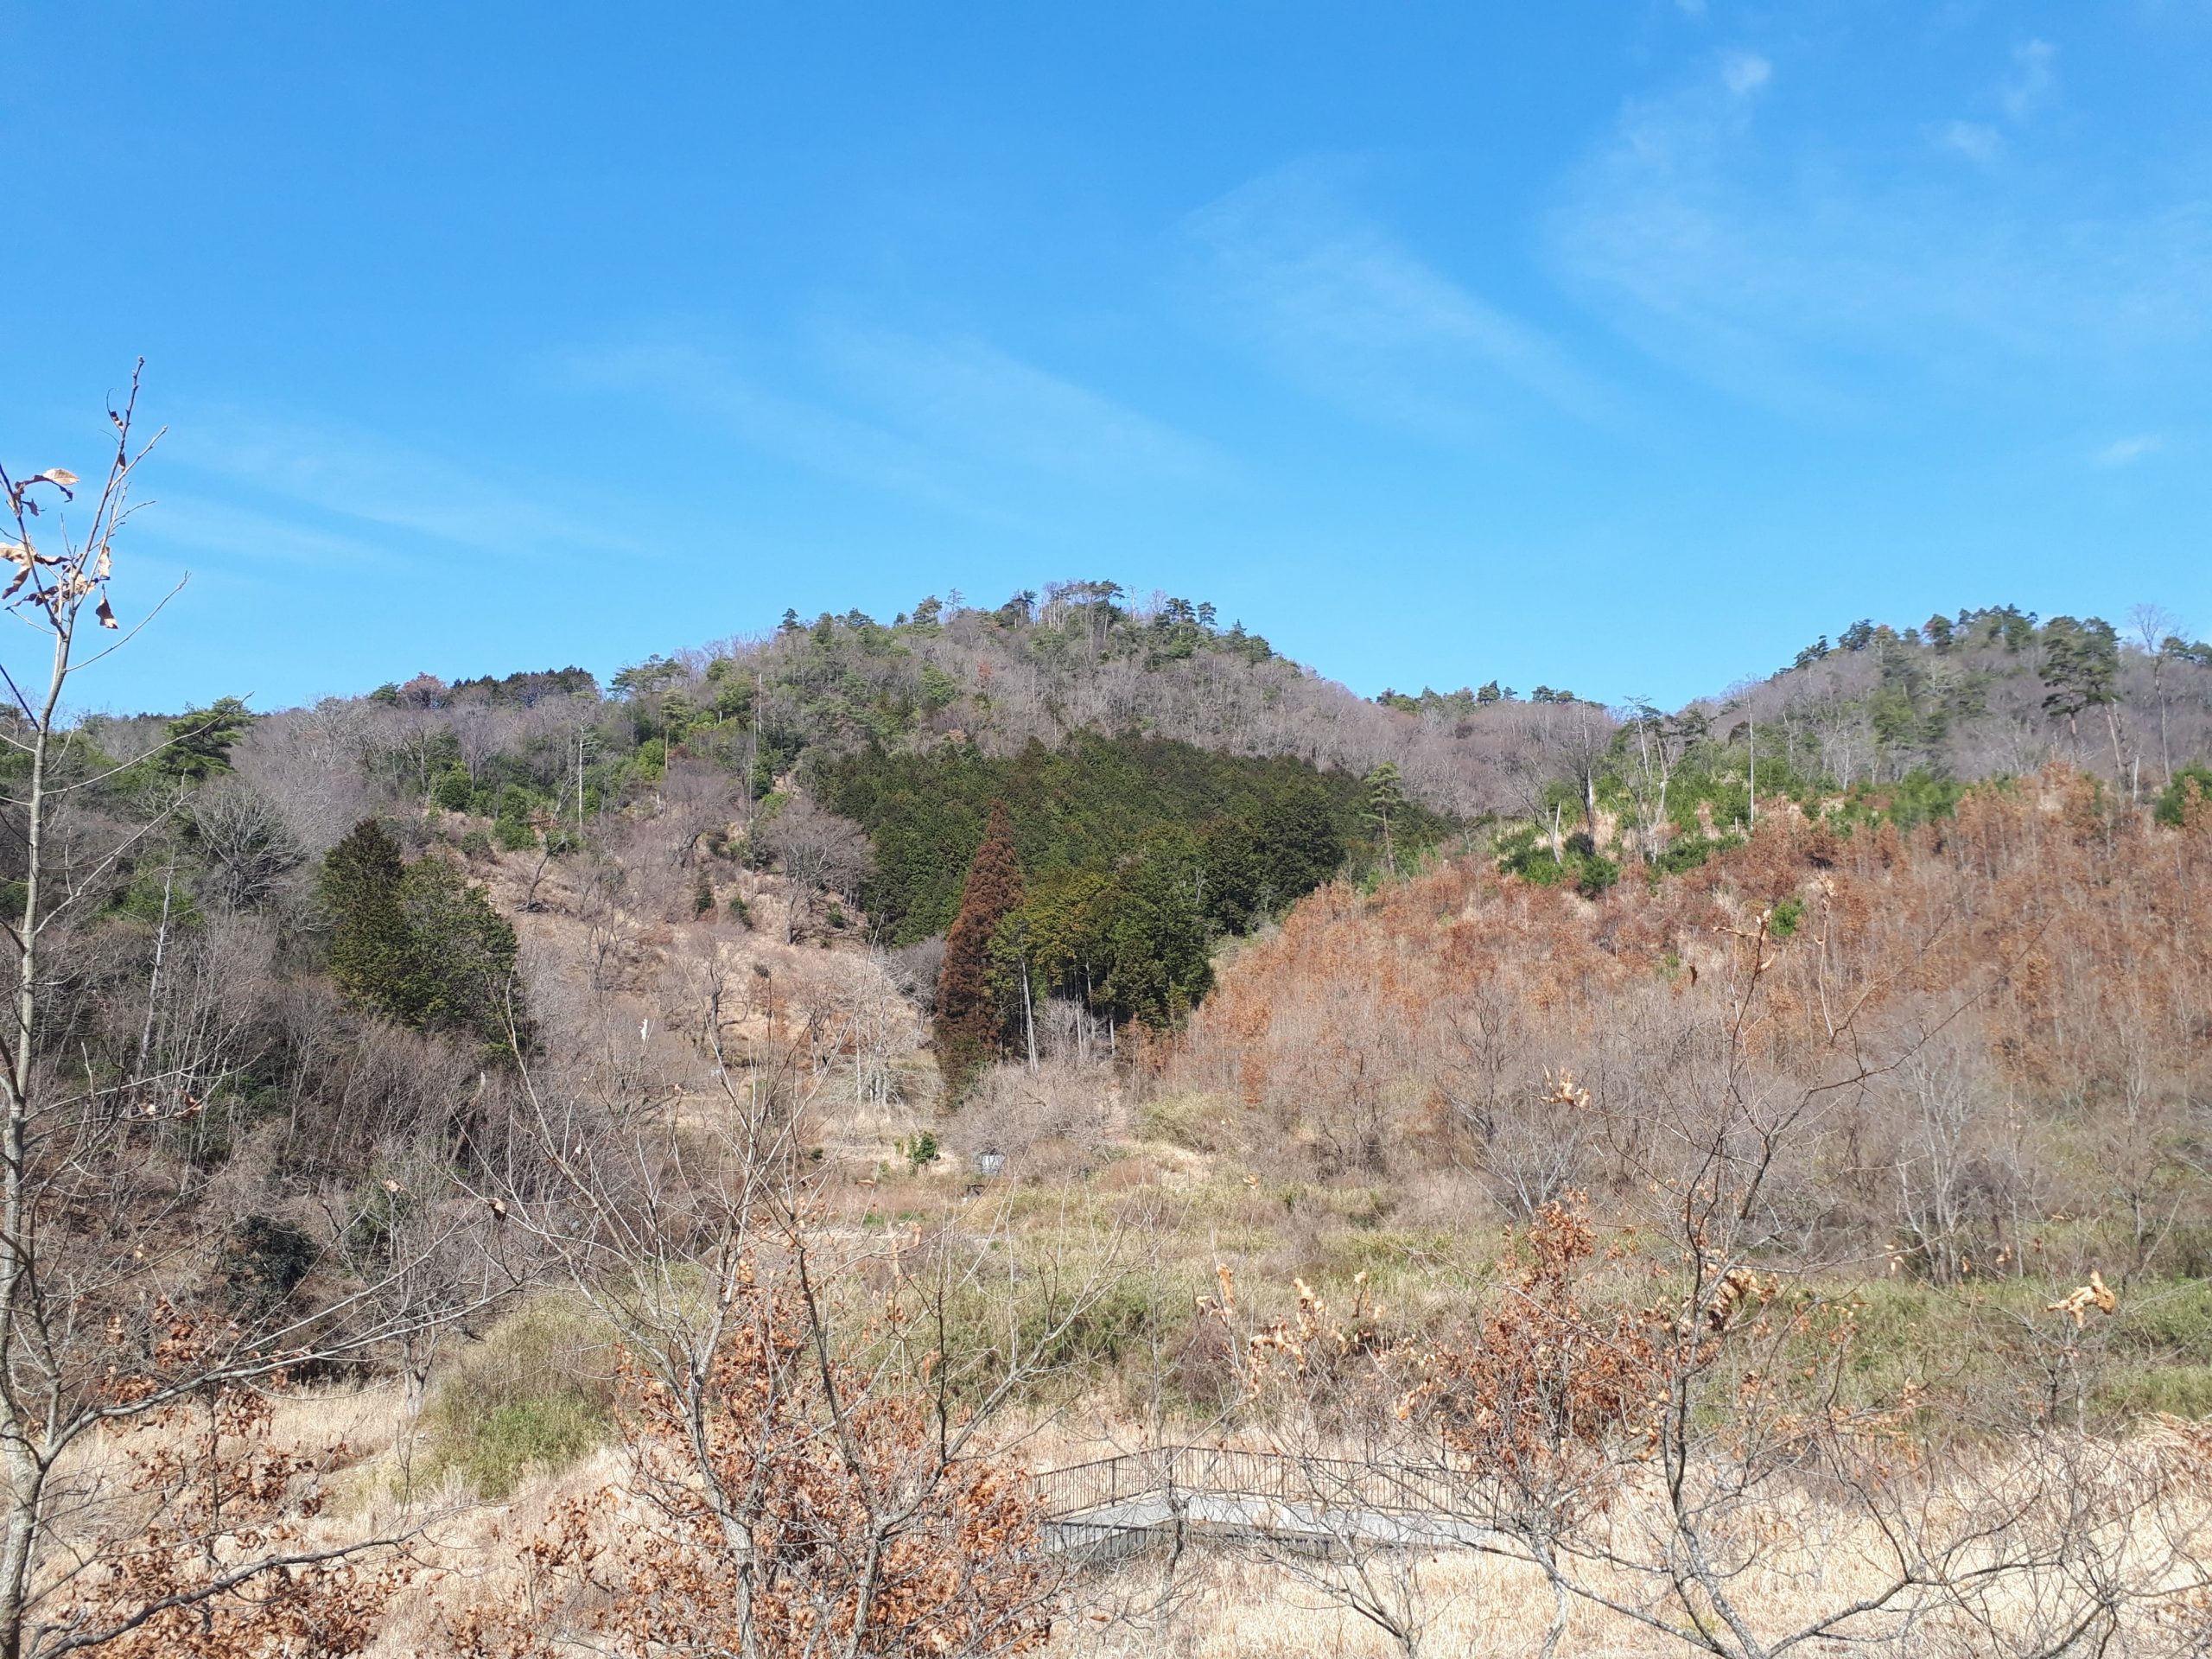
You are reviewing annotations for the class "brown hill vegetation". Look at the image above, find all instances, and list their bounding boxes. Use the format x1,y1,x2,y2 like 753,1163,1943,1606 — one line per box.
1170,767,2212,1280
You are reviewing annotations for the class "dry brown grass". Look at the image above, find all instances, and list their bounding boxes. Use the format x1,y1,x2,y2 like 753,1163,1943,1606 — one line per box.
1051,1454,2212,1659
36,1372,2212,1657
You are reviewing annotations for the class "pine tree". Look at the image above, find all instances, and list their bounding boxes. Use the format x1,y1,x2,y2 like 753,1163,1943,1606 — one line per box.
1364,761,1406,878
153,695,254,781
934,801,1024,1101
2040,614,2126,777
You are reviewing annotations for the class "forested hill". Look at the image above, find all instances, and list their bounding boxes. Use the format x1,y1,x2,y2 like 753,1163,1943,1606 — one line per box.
92,586,2212,1007
1715,606,2212,789
611,582,1521,818
813,733,1445,945
91,583,1476,1039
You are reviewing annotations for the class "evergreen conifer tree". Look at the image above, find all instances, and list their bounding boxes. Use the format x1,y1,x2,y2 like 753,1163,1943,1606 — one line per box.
398,858,526,1052
321,819,410,1016
321,818,528,1057
154,696,253,781
1364,761,1406,877
934,801,1024,1101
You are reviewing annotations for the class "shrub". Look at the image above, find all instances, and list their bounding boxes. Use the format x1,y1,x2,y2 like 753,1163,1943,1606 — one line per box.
2157,766,2212,826
418,1296,620,1497
488,785,539,851
1139,1090,1238,1153
224,1214,317,1319
1575,853,1620,898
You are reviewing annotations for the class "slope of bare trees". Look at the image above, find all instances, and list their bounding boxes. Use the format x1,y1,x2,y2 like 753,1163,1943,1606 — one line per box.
1168,767,2212,1281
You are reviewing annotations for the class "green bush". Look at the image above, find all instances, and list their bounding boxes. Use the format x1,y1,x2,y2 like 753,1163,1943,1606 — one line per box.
1574,853,1620,898
418,1296,620,1497
2111,1278,2212,1363
2099,1363,2212,1423
433,766,474,812
2157,766,2212,826
1012,1277,1164,1381
494,798,538,851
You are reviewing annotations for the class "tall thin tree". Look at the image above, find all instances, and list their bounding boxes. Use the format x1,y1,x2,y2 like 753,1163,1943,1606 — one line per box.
934,802,1024,1100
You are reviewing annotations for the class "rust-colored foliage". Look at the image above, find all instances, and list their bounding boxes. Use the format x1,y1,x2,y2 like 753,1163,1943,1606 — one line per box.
455,1268,1050,1659
1170,768,2212,1269
935,801,1025,1099
1399,1203,1665,1484
60,1320,399,1658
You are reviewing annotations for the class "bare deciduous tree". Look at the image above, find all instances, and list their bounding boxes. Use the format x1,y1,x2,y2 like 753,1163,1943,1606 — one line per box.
0,374,514,1659
754,798,873,944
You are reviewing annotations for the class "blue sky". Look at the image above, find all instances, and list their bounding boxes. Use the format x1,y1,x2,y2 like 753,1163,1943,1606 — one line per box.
11,2,2212,715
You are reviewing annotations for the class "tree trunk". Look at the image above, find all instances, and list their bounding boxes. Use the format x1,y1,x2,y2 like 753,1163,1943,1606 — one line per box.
1020,962,1038,1072
0,632,67,1659
0,1469,41,1659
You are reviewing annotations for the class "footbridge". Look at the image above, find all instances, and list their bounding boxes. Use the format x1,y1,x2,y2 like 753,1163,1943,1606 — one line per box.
1035,1446,1491,1563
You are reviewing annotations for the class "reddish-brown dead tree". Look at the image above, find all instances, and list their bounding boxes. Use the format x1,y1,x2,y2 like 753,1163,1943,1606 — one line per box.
933,802,1023,1102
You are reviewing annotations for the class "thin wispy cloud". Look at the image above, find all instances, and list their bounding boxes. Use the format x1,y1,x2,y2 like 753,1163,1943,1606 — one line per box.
1182,162,1606,438
569,329,1215,520
817,329,1220,486
1938,40,2056,167
1941,120,2005,167
166,414,599,558
2002,39,2057,124
1548,49,2212,408
2094,434,2164,467
571,338,983,515
1720,52,1770,97
138,492,398,571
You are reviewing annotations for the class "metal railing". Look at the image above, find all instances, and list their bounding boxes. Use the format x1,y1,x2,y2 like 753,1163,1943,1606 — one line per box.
1034,1446,1463,1522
